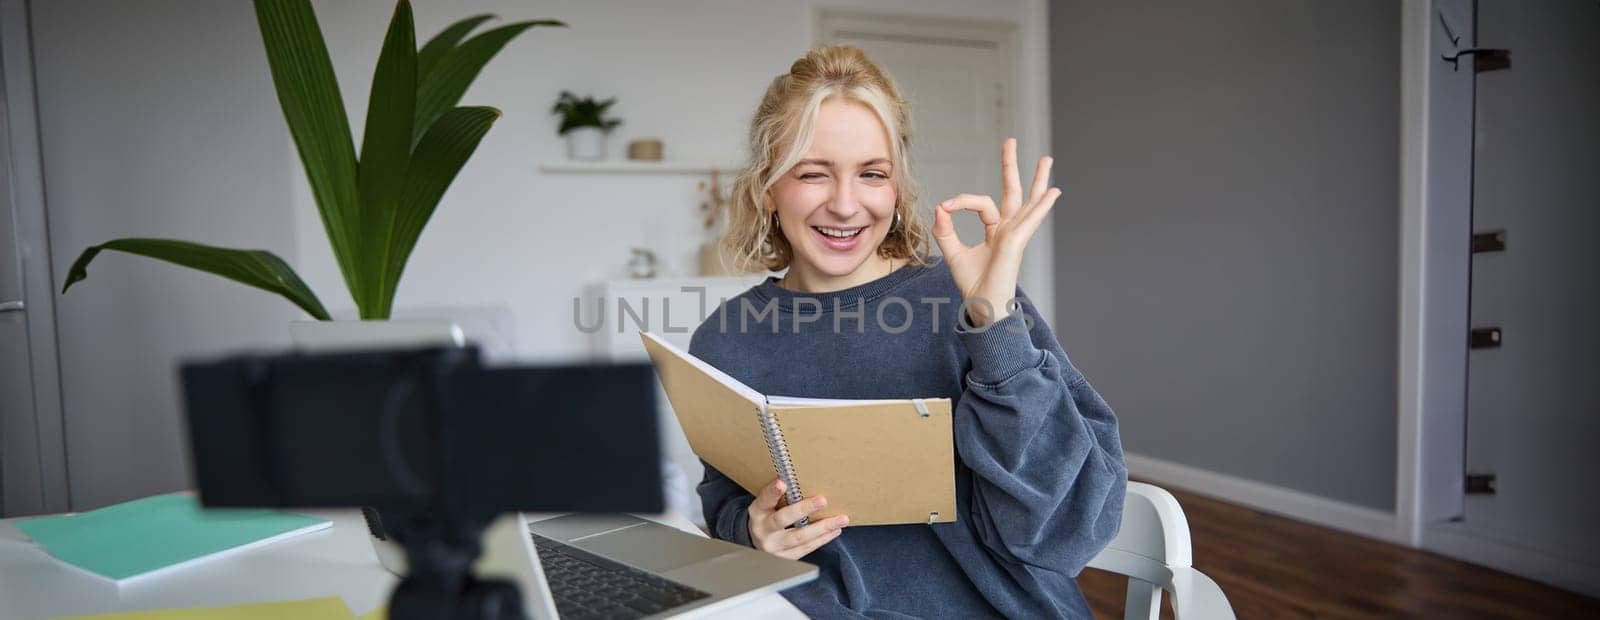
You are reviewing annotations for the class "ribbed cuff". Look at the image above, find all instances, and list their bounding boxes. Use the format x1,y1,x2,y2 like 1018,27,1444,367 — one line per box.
956,312,1043,385
720,497,755,547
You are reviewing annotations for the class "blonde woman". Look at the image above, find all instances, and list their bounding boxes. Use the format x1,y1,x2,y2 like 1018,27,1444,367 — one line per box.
690,45,1126,618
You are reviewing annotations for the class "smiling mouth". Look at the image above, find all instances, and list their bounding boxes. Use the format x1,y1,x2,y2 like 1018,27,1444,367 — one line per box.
812,226,864,239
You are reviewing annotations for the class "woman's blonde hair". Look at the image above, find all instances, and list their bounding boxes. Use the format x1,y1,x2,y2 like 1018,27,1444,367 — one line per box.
721,44,931,273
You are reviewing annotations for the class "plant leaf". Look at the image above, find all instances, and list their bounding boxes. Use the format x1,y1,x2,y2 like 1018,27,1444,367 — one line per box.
412,12,492,79
253,0,362,310
374,106,500,318
61,238,331,321
413,19,563,145
356,0,417,318
416,13,494,79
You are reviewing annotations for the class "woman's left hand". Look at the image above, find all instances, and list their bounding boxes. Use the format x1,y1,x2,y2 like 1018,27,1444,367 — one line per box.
933,137,1061,328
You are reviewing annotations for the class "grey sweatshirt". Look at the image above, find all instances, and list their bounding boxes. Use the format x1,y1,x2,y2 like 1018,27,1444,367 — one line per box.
689,257,1127,619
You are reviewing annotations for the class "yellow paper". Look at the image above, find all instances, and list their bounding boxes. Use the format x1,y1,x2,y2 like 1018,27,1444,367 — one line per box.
57,596,354,620
356,605,387,620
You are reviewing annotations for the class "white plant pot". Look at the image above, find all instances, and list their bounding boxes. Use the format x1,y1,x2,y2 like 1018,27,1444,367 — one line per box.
287,319,464,353
565,126,607,161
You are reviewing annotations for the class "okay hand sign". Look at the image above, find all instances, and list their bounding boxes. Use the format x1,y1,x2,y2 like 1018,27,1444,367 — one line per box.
932,138,1061,327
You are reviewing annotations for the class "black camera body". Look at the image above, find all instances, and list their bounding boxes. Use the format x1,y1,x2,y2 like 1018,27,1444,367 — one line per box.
181,345,664,620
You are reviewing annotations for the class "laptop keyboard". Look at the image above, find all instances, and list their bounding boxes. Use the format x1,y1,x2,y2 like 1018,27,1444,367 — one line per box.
532,533,712,620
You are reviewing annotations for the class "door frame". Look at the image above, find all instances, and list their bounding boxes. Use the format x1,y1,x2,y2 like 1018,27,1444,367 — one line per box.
813,4,1056,326
1,0,70,516
1397,0,1600,597
1397,0,1472,545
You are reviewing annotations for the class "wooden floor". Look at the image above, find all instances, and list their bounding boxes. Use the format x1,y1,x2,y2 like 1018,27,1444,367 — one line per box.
1078,484,1600,619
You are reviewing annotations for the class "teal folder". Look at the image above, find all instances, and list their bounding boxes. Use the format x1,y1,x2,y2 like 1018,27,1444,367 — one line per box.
13,492,330,583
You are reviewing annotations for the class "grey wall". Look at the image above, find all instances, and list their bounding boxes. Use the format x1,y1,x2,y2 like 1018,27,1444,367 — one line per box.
1048,0,1400,510
1,0,70,517
31,0,300,510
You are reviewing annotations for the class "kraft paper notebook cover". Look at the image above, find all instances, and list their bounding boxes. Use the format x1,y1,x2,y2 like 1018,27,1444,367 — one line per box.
640,331,956,526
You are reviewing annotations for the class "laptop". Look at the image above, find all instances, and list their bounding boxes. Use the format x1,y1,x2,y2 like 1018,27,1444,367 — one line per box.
286,320,817,618
477,512,817,619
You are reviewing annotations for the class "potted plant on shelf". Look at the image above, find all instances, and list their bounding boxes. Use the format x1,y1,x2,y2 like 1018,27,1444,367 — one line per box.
63,0,560,323
552,91,622,161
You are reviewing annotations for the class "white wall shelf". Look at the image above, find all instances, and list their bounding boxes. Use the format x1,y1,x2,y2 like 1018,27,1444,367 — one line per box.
539,160,742,175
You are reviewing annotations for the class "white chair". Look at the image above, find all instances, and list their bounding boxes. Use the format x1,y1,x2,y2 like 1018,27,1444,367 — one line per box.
1086,482,1237,620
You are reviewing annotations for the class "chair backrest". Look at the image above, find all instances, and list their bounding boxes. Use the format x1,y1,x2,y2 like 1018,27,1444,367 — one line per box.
1091,481,1193,574
1086,482,1236,620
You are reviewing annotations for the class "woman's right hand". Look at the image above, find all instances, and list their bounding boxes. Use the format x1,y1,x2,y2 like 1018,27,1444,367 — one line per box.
747,478,849,559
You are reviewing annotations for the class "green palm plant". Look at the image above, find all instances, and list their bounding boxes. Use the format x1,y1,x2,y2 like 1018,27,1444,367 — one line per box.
60,0,563,320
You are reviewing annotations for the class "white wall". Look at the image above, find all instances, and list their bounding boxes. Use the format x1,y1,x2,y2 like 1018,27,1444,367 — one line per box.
28,0,1049,510
294,0,1051,363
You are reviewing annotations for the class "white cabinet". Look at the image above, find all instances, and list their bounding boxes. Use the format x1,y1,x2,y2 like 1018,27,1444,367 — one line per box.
585,275,765,361
585,275,767,529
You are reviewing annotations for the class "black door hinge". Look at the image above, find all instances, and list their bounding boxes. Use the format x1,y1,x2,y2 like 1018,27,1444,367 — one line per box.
1472,230,1506,253
1465,473,1497,495
1470,327,1502,349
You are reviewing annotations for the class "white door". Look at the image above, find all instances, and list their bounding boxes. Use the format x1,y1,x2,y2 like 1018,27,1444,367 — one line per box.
819,14,1014,252
1462,0,1600,585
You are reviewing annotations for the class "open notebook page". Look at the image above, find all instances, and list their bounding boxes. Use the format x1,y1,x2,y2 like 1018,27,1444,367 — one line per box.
765,395,906,407
639,332,763,403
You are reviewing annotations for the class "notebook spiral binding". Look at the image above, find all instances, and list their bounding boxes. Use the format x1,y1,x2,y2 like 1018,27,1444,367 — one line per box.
758,402,809,527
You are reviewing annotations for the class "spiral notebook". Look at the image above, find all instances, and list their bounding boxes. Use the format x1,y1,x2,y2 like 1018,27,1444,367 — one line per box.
640,331,956,526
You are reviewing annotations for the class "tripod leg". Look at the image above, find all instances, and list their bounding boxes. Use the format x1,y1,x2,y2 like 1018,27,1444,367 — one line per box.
390,575,459,620
459,578,528,620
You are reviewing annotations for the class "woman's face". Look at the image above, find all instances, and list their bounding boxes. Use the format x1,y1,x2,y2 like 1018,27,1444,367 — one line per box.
769,99,898,282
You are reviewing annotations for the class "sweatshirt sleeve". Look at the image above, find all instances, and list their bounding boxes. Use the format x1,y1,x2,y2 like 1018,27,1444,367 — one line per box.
953,288,1128,576
698,461,755,547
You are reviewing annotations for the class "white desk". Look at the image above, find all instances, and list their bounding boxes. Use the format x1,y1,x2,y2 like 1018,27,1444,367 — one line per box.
0,509,803,619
